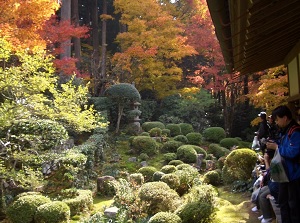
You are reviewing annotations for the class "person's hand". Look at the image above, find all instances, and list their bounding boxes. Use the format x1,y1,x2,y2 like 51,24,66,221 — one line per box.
266,141,278,150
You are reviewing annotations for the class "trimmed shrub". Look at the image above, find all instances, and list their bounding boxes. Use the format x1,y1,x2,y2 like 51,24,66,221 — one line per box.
6,194,51,223
173,135,188,144
183,184,218,205
160,165,177,174
202,127,226,143
138,182,181,215
219,137,240,150
140,132,150,136
138,166,157,182
222,148,257,184
132,136,158,155
35,201,70,223
166,124,181,137
62,190,93,216
186,132,202,145
168,160,184,166
161,173,180,190
153,171,165,181
129,173,144,185
191,145,207,159
176,145,197,163
179,123,194,136
142,121,165,132
203,170,221,186
149,127,162,137
162,140,183,153
207,143,230,159
217,156,226,169
162,129,171,137
163,153,177,163
174,164,200,195
177,201,214,223
148,212,182,223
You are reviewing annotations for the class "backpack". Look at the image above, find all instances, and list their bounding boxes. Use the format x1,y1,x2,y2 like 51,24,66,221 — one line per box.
287,124,300,163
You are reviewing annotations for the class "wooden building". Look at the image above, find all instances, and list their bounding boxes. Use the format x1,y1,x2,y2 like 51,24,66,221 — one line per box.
206,0,300,117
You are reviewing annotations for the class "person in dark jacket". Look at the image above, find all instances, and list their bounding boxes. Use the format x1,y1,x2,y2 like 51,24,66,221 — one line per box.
257,112,270,154
266,105,300,223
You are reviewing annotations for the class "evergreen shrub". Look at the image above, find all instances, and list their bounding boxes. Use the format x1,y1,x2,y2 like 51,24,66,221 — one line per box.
166,124,181,137
129,173,144,185
142,121,165,132
148,212,182,223
177,201,214,223
176,145,197,163
161,174,180,190
174,164,200,195
202,127,226,143
138,182,181,215
168,160,184,166
186,132,203,145
140,132,150,136
8,119,68,150
222,148,257,184
163,153,177,163
34,201,70,223
219,137,240,149
62,190,93,216
138,166,157,182
207,143,230,159
191,145,207,159
160,165,177,174
173,135,188,144
179,123,194,136
162,140,183,153
132,136,158,155
162,129,171,137
6,194,51,223
203,170,221,186
149,127,162,137
139,153,149,161
183,184,218,205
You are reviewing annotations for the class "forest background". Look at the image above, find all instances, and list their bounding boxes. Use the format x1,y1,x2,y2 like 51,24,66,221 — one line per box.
0,0,288,141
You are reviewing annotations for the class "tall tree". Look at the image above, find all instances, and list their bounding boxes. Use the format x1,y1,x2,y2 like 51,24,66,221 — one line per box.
112,0,196,99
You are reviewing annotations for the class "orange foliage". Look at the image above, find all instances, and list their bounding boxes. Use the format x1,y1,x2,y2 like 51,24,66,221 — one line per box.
0,0,59,51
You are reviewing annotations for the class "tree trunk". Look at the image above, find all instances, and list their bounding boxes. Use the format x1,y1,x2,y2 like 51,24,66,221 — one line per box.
99,0,108,95
116,103,124,133
72,0,81,69
60,0,72,59
91,0,100,95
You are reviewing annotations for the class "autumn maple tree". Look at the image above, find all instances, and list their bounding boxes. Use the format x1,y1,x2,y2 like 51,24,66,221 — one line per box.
112,0,196,99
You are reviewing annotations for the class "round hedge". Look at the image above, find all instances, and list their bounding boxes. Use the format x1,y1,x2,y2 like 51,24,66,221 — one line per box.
176,145,197,163
203,170,222,186
129,173,144,185
162,140,183,153
163,153,177,163
6,194,51,223
160,173,180,190
138,182,181,215
166,124,181,137
138,166,157,182
207,143,230,159
177,201,214,223
222,148,257,184
179,123,194,136
202,127,226,143
168,160,184,166
219,137,240,150
191,145,207,159
149,127,163,137
173,135,188,144
148,212,182,223
132,136,158,155
186,132,203,145
142,121,165,132
160,165,177,174
35,201,70,223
